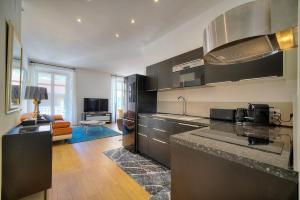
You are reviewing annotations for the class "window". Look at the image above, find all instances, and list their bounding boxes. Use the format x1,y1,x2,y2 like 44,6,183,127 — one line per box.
37,72,69,118
29,63,76,123
111,75,125,122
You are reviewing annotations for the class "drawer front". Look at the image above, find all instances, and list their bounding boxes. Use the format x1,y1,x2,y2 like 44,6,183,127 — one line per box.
149,138,170,167
175,122,202,133
137,124,148,135
151,117,175,133
149,128,170,143
138,115,150,126
137,133,149,155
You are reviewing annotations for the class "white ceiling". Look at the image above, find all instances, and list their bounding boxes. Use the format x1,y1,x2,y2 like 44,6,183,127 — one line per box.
22,0,222,75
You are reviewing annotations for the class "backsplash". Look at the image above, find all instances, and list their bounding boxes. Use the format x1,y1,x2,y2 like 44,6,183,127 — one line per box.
157,101,293,127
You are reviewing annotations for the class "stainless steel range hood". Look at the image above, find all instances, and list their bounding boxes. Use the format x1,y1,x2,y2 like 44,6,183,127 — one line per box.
203,0,298,65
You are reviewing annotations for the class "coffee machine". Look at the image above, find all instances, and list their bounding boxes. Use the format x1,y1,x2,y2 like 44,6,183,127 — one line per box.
244,104,270,125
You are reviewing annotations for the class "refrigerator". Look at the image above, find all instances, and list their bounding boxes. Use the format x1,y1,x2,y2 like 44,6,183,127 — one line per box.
122,74,157,152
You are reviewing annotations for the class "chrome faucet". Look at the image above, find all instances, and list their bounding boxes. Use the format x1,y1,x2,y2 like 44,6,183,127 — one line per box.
177,96,187,116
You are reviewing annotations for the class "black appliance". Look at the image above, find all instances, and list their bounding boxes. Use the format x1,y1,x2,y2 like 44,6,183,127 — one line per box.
84,98,109,112
245,104,270,125
210,108,236,122
235,108,247,123
172,59,205,88
122,74,157,152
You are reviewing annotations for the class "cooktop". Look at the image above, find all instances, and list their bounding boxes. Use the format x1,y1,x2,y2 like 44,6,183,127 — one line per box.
191,123,284,155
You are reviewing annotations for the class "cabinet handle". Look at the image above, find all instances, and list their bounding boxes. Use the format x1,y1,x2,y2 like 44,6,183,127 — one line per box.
178,123,200,128
138,124,147,128
152,138,167,144
138,133,147,138
158,88,172,91
152,118,166,121
153,128,167,133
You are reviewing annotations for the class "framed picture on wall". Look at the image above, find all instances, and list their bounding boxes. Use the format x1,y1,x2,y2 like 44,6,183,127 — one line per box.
5,20,23,114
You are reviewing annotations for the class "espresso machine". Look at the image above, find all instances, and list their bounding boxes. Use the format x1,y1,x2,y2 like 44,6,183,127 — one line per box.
236,104,270,125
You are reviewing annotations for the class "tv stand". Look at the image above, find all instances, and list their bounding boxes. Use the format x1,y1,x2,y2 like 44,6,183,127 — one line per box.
81,112,112,123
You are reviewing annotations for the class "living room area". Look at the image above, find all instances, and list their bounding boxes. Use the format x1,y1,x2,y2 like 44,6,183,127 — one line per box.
0,0,145,199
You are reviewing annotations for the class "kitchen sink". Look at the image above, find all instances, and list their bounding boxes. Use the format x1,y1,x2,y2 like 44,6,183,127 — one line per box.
152,114,202,121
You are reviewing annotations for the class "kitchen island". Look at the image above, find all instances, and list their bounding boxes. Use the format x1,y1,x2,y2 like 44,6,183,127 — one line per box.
170,122,298,200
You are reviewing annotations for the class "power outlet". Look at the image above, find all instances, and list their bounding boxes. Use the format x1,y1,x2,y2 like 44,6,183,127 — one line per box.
270,108,281,114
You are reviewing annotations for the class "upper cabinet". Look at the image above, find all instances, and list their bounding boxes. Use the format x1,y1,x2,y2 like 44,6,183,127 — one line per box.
157,59,173,90
172,48,203,66
146,48,204,91
205,52,283,84
146,64,159,91
145,47,284,91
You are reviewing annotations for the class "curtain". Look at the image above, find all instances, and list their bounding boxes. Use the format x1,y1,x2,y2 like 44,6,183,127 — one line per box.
27,62,77,124
111,75,125,122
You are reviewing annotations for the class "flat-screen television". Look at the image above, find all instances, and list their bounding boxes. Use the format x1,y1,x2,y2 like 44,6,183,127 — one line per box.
84,98,109,112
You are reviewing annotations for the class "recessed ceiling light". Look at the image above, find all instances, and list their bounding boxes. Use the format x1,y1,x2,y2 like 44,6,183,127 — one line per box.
115,33,120,38
131,18,135,24
154,0,159,3
76,18,82,23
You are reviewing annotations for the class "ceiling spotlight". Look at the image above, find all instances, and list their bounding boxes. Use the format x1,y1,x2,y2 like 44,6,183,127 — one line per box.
154,0,159,3
131,18,135,24
76,18,82,23
115,33,120,38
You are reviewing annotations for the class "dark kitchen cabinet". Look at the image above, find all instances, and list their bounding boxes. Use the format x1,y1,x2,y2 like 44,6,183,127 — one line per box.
137,115,203,168
145,47,284,90
205,52,283,84
157,59,173,90
171,140,298,200
146,65,159,91
172,48,203,66
137,132,149,155
2,125,52,200
149,138,170,167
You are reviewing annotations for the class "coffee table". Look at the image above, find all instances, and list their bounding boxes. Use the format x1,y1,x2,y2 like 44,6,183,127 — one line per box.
80,120,106,134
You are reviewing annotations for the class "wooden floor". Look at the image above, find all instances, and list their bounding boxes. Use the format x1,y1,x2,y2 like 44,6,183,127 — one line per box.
22,124,150,200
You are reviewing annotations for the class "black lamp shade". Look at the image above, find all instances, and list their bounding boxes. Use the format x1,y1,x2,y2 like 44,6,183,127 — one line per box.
25,86,48,100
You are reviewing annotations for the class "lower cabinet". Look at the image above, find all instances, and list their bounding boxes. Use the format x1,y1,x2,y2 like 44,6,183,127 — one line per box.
148,138,170,167
137,133,149,155
137,115,202,168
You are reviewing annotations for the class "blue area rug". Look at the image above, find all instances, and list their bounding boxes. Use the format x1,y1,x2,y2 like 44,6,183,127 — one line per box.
67,126,121,144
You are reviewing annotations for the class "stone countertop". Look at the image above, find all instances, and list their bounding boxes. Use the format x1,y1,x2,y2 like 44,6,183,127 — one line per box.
139,113,298,183
171,125,298,183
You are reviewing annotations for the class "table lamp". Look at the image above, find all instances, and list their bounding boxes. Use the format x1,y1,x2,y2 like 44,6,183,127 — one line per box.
25,86,48,119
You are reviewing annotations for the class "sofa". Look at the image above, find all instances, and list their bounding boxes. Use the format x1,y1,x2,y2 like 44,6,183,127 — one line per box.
20,113,72,142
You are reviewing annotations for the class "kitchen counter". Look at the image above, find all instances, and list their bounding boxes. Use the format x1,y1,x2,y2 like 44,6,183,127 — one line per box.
171,123,297,183
139,113,298,183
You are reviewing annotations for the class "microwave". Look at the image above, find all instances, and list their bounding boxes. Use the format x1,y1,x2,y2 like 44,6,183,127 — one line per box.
172,59,205,88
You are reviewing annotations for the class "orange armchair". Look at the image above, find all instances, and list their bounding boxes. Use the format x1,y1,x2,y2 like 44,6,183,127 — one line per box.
52,115,72,141
20,113,72,142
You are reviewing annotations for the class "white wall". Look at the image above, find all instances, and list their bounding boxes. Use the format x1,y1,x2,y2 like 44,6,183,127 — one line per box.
0,0,22,197
76,69,111,123
143,0,253,66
